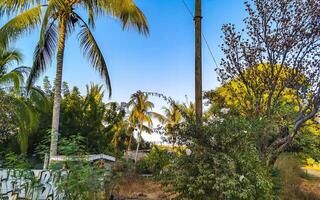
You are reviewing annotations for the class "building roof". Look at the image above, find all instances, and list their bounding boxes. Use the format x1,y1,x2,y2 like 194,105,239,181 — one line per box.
50,154,116,162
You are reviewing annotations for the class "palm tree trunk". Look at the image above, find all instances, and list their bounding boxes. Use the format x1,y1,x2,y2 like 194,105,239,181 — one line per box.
127,134,133,151
195,0,203,130
134,132,141,164
134,124,143,164
49,18,66,160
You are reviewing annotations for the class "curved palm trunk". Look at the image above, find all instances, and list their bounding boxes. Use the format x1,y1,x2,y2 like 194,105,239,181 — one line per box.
49,18,66,160
134,123,143,164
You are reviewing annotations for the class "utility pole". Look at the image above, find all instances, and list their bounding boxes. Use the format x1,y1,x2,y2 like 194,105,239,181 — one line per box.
195,0,202,129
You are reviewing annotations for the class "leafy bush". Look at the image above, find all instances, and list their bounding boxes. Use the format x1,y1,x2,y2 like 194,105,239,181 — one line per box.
164,115,274,200
57,162,116,200
136,146,173,174
136,158,151,174
35,132,87,160
287,131,320,161
59,134,87,156
2,152,32,169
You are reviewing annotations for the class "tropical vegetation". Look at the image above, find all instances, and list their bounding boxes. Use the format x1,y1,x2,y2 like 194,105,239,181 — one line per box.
0,0,319,199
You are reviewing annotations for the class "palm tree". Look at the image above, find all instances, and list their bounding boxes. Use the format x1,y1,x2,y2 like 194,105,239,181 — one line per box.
1,0,149,158
0,48,27,91
105,102,133,152
180,101,196,122
128,91,154,163
111,118,130,150
157,105,182,147
0,47,47,154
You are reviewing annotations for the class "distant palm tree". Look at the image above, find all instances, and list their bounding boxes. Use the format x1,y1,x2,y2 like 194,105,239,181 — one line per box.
84,83,104,109
128,91,154,163
105,102,133,152
157,105,182,147
0,0,149,158
111,118,130,149
180,101,196,122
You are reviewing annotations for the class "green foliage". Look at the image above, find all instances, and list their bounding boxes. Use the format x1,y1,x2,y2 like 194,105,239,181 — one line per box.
2,152,31,169
35,130,87,160
165,115,274,200
30,81,138,161
0,47,48,154
57,162,116,200
287,131,320,161
128,91,156,162
59,134,87,156
136,146,172,174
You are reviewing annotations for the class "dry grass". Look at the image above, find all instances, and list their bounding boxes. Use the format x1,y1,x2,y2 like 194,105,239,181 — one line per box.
275,154,320,200
112,175,175,200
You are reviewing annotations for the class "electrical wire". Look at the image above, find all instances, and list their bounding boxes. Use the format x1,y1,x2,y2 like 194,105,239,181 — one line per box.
181,0,220,69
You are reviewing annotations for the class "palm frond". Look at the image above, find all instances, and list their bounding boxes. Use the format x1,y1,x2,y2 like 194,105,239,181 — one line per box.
39,0,60,47
0,49,23,67
0,0,44,16
152,112,166,123
77,15,112,97
27,22,58,89
142,125,152,133
26,86,49,112
97,0,149,35
144,114,153,127
2,95,39,153
0,5,42,49
0,67,29,90
81,0,97,28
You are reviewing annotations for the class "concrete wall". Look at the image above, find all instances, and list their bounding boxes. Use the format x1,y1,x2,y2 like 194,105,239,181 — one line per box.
0,169,67,200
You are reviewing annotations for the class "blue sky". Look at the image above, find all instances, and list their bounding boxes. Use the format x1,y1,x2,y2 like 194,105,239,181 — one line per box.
3,0,247,141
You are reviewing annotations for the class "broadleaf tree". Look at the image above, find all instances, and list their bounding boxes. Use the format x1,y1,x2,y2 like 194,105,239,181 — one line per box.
216,0,320,165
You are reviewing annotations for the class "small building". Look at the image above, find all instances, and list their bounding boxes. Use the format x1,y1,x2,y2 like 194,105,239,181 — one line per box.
124,150,150,161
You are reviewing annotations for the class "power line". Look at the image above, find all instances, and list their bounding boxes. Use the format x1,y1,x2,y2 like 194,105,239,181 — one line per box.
181,0,220,69
182,0,194,17
202,32,220,69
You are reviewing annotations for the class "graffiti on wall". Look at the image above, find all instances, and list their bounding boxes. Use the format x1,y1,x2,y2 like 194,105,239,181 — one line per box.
0,169,67,200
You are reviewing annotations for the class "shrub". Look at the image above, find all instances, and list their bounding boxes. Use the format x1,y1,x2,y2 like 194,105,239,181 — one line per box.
2,152,32,169
136,146,173,175
164,115,274,200
55,160,120,200
287,131,320,161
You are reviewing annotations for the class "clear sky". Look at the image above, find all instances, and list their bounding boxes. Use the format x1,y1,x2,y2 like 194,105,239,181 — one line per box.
2,0,247,141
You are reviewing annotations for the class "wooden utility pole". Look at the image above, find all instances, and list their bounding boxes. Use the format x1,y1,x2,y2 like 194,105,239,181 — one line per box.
195,0,202,129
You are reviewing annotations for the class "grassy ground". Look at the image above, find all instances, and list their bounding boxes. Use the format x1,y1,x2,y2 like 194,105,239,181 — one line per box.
275,154,320,200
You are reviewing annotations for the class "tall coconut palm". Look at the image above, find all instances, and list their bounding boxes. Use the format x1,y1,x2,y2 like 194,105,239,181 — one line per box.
128,91,154,163
1,0,149,158
157,104,182,147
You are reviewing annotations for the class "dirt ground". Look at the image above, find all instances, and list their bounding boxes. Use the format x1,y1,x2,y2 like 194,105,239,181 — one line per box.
112,176,175,200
